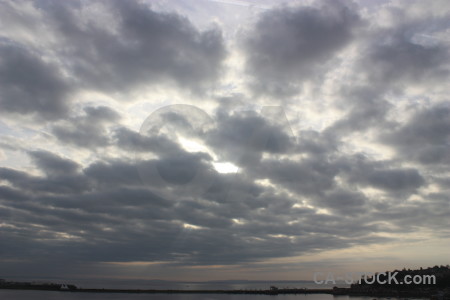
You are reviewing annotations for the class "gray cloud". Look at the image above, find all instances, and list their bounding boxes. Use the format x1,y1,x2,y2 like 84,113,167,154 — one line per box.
0,185,28,201
114,127,187,156
0,0,227,121
37,0,226,94
320,188,367,215
339,155,425,196
0,41,71,119
243,1,360,96
362,30,450,88
0,144,401,268
364,168,424,193
250,157,338,197
327,10,450,137
381,104,450,165
1,0,449,280
51,106,120,149
326,86,393,135
0,166,90,196
83,160,143,189
207,108,296,166
28,150,80,177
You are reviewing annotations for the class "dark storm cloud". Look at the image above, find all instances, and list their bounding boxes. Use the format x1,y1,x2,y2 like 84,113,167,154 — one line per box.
206,109,296,165
338,154,425,196
52,125,110,148
368,194,450,234
114,125,215,187
39,187,172,215
83,160,143,189
0,41,71,119
0,146,399,267
326,86,393,135
0,187,392,266
365,169,424,192
0,0,226,121
327,11,450,137
84,157,213,190
0,185,27,201
37,0,226,94
51,106,120,148
382,104,450,165
250,158,339,197
28,150,80,177
0,166,90,195
83,106,121,123
0,143,441,270
320,188,367,215
1,0,449,276
296,129,338,155
154,153,213,185
244,1,360,96
361,31,449,87
114,127,187,155
0,103,436,270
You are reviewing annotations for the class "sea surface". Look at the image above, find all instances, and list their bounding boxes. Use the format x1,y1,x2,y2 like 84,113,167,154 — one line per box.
0,291,423,300
1,279,348,290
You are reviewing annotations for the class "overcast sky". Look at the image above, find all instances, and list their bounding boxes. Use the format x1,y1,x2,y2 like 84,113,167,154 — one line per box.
0,0,450,283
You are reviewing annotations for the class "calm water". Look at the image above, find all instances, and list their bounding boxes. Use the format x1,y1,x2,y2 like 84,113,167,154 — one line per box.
0,279,349,290
0,291,418,300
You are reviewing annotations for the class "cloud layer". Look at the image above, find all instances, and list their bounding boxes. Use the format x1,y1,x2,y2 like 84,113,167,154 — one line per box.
0,0,449,280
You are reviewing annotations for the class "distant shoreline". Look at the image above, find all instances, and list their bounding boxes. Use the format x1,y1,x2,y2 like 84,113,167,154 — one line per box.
0,286,432,298
0,285,336,295
0,285,334,295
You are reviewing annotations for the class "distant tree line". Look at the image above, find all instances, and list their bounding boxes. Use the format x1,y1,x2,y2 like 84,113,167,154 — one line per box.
0,279,77,291
353,265,450,290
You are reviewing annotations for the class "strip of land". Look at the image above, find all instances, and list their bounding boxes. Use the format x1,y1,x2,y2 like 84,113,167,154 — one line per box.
0,285,436,297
